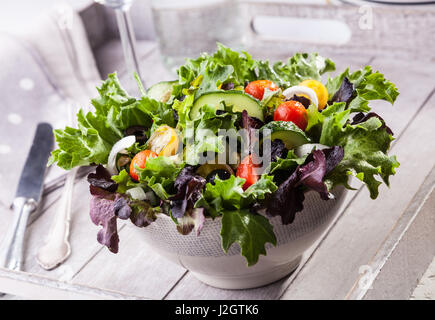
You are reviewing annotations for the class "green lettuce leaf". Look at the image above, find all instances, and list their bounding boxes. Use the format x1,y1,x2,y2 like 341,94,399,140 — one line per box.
244,174,278,202
136,156,184,199
221,209,276,266
111,169,145,194
49,73,174,170
326,66,399,112
172,43,257,99
196,175,246,217
195,174,277,266
136,96,176,128
269,149,307,174
318,104,400,198
196,175,277,217
173,94,195,132
184,104,238,165
257,53,335,88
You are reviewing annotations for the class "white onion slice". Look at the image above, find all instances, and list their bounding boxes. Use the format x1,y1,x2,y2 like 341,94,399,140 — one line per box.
167,153,183,164
107,135,136,175
295,143,329,158
126,187,158,205
282,86,319,108
126,187,147,200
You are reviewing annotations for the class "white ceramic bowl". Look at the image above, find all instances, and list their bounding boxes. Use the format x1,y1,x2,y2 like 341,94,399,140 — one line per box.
130,186,347,289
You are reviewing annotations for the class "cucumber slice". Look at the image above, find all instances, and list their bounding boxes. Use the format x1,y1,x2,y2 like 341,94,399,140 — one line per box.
147,80,177,103
190,91,264,121
262,121,310,149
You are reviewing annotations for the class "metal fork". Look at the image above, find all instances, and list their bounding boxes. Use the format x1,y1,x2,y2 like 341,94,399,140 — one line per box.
36,101,80,270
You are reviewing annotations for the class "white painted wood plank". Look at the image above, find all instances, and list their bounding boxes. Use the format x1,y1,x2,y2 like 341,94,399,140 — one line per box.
0,268,142,300
346,165,435,299
72,224,187,300
281,76,435,300
411,257,435,300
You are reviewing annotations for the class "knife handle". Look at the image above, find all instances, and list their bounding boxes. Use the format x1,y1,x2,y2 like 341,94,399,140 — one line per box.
0,197,36,270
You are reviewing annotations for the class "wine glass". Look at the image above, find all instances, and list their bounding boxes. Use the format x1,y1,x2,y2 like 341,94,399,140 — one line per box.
94,0,145,90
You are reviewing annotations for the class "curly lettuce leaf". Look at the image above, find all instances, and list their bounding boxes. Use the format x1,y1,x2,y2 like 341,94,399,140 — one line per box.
310,102,400,198
129,200,159,228
111,169,144,194
49,73,175,170
326,66,399,113
172,94,195,132
196,175,246,217
269,149,306,174
136,155,184,199
89,194,124,253
322,114,400,198
173,43,257,98
88,165,130,253
221,209,276,266
257,53,335,88
137,96,176,128
192,173,277,265
184,104,238,165
196,175,277,217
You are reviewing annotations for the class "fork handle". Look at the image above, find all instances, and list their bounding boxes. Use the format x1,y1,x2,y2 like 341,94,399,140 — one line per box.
36,167,78,269
0,197,36,270
45,167,77,243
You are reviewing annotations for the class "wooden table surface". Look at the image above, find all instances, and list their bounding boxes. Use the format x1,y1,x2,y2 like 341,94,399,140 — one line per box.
1,0,435,298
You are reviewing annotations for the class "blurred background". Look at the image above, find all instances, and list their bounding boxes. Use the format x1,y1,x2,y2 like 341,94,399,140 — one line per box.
0,0,434,300
0,0,433,99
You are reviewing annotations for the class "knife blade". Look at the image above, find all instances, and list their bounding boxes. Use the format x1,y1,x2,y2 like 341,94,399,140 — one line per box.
0,123,54,270
15,123,54,201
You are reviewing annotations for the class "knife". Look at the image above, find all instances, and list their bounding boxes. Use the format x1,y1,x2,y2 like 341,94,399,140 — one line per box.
0,123,54,271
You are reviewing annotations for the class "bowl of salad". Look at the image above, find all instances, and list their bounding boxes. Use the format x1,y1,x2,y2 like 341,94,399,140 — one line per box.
50,44,399,289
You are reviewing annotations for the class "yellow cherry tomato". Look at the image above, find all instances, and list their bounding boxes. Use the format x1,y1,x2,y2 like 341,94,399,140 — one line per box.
299,79,329,110
147,125,180,157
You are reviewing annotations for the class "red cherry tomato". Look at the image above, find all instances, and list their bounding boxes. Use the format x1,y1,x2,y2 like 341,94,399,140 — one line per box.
274,100,308,131
236,155,259,190
244,80,278,100
129,150,158,181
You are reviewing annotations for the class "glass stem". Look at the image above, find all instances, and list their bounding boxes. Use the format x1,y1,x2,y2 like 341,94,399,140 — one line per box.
115,6,145,89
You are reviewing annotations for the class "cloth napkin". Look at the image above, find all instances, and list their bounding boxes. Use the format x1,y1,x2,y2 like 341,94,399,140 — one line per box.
22,4,101,105
0,4,101,207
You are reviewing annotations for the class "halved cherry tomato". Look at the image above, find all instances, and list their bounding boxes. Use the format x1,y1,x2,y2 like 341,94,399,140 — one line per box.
274,100,308,131
244,80,278,100
236,155,259,190
129,150,158,181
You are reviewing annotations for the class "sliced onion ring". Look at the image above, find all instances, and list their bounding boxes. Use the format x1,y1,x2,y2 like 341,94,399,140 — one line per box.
126,187,158,205
295,143,329,158
126,187,147,200
282,86,319,108
107,135,136,175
